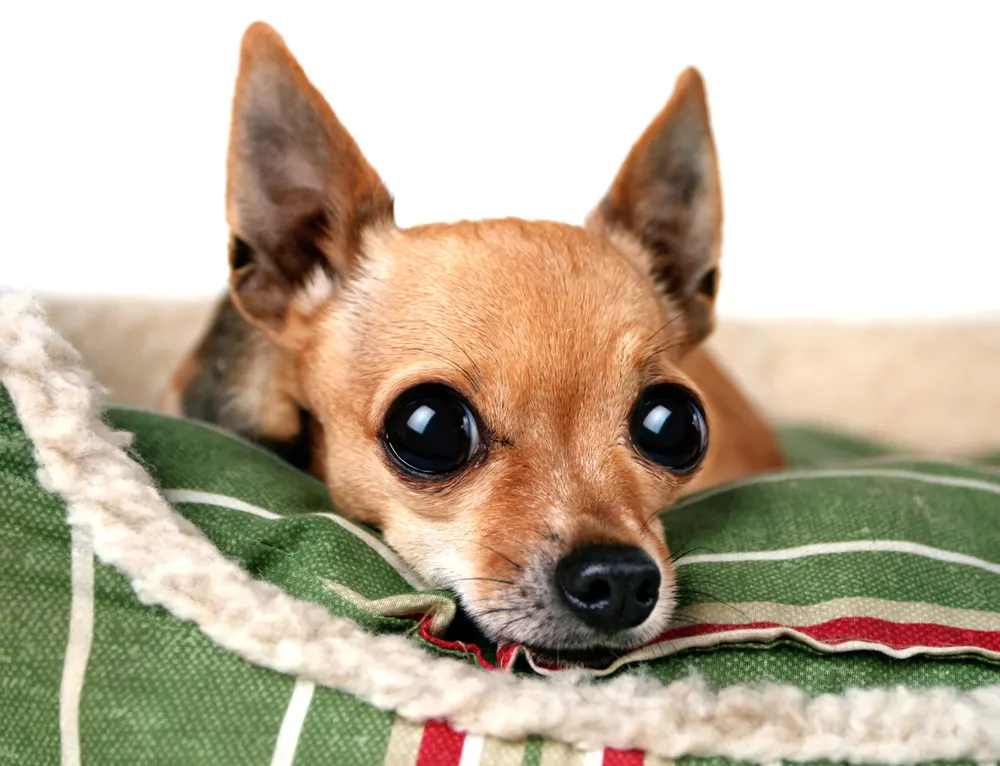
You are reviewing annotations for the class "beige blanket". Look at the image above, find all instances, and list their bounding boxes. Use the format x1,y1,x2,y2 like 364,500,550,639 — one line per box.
41,296,1000,455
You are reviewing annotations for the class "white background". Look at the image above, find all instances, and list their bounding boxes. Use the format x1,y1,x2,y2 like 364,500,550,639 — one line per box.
1,2,997,320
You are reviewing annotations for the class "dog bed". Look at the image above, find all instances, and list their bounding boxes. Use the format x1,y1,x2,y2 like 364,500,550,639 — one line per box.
3,293,1000,765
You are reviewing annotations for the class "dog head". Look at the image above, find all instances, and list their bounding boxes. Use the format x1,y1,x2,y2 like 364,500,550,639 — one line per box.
222,23,722,653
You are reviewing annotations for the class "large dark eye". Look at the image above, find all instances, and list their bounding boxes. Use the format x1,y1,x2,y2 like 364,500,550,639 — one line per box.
383,384,481,476
629,384,708,473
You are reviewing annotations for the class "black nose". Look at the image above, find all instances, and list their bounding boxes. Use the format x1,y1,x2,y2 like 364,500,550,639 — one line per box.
556,545,661,632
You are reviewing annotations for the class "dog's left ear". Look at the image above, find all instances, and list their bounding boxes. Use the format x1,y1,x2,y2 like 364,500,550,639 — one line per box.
589,68,722,345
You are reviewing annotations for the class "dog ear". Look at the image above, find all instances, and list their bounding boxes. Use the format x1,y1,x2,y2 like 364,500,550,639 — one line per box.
590,68,723,345
225,22,394,347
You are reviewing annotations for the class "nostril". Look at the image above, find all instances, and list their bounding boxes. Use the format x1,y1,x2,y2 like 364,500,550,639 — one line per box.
635,577,658,606
580,578,611,605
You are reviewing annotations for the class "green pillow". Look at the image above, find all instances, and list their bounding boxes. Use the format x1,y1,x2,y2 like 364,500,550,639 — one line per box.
3,300,1000,765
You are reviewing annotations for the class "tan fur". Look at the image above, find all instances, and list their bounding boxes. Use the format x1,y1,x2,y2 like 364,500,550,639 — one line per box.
158,353,198,416
166,22,785,653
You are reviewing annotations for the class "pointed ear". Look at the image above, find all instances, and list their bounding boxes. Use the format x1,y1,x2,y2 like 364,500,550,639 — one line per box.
226,22,394,347
590,68,723,345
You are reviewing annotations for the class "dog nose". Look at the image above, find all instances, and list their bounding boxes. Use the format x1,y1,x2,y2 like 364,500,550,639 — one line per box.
556,545,660,632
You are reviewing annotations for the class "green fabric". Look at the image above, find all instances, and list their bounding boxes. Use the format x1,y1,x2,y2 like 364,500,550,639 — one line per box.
3,386,1000,765
779,423,1000,468
777,425,896,466
0,387,71,765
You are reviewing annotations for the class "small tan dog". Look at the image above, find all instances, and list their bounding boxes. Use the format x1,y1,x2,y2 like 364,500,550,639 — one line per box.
164,22,784,655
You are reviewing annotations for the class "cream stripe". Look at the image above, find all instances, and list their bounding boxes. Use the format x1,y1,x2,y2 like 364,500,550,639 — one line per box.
162,489,426,589
460,734,486,766
165,489,281,519
677,596,1000,631
381,718,425,765
581,750,605,766
657,625,1000,663
674,539,1000,576
59,525,95,766
845,453,1000,476
479,736,527,766
539,740,586,766
270,679,315,766
673,467,1000,510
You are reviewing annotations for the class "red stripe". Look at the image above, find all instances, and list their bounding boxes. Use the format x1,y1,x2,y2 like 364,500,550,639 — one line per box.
657,617,1000,652
416,720,465,766
417,617,497,670
603,748,646,765
495,643,523,670
530,617,1000,671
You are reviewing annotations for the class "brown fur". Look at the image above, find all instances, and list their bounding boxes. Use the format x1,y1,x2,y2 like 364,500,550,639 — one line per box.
164,22,785,653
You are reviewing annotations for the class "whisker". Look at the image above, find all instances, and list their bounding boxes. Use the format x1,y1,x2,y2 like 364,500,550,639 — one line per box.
645,312,685,346
398,347,480,394
426,325,486,383
453,577,516,587
496,614,530,640
649,333,695,358
669,543,711,564
539,514,562,544
472,542,524,571
674,588,750,622
639,505,668,535
666,614,708,627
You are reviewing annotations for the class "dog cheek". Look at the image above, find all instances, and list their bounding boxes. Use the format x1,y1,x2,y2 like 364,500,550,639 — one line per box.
382,516,476,588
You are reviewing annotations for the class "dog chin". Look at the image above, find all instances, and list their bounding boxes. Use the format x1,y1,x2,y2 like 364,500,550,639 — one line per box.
462,602,672,658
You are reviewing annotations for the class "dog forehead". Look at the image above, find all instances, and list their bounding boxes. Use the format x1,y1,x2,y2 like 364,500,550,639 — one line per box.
371,218,659,327
352,219,673,410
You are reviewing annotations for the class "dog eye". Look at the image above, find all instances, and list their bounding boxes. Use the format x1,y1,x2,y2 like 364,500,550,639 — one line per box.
383,384,481,476
629,384,708,473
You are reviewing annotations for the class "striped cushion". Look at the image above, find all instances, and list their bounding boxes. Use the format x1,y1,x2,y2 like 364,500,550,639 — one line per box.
3,385,999,765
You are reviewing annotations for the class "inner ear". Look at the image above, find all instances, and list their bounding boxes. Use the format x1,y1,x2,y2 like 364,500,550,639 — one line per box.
232,237,253,271
228,210,336,335
697,267,718,300
590,68,723,346
224,23,394,347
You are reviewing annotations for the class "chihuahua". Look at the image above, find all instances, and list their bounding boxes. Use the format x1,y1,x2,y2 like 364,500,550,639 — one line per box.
163,22,784,656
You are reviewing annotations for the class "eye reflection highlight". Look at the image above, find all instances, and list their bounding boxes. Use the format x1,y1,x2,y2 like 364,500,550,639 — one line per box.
642,405,671,435
407,405,436,434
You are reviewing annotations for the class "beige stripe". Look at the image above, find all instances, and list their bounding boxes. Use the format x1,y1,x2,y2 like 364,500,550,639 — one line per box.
59,525,95,766
675,539,1000,576
677,596,1000,632
645,757,676,766
478,736,526,766
270,679,315,766
845,454,1000,475
672,467,1000,511
538,740,586,766
656,625,1000,663
382,717,425,766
